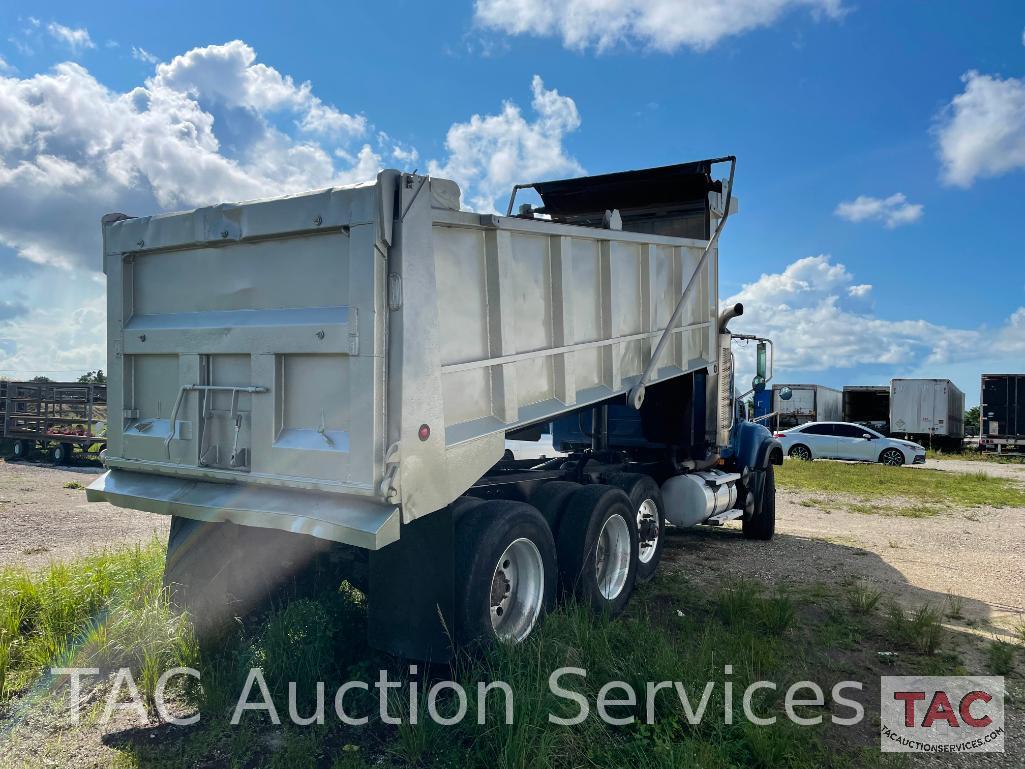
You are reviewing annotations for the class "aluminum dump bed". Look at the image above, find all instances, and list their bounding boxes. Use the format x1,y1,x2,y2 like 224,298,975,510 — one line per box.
89,170,723,548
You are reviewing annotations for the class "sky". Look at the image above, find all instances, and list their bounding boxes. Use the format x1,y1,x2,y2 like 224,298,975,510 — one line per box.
0,1,1023,405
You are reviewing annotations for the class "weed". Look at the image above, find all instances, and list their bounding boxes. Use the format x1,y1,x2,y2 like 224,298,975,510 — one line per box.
886,603,943,656
987,639,1016,676
846,583,883,615
944,593,965,621
63,481,84,490
1014,617,1025,647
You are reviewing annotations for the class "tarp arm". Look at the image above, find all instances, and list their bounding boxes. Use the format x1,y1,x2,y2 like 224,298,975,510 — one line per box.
628,155,736,410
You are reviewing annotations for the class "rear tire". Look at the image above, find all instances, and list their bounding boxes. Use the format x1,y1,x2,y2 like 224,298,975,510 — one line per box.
11,440,31,460
528,481,580,532
557,485,638,615
52,443,73,465
742,465,776,541
607,473,664,583
454,501,557,646
789,444,812,461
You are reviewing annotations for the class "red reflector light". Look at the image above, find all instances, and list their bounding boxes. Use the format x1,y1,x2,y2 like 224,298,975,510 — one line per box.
773,432,784,438
418,424,431,441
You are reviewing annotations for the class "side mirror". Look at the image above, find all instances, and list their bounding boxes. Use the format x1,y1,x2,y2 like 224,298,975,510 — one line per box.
752,375,766,392
756,341,767,380
779,386,793,401
862,433,874,440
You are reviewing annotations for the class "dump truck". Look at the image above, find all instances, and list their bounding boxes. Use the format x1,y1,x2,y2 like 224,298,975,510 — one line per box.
842,385,890,433
87,158,783,660
980,374,1025,453
890,378,964,449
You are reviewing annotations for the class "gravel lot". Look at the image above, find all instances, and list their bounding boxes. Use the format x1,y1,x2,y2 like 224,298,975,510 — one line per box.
4,454,1023,640
666,459,1025,638
0,459,168,570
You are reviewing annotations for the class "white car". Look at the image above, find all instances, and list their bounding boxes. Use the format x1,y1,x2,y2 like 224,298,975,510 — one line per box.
774,422,925,466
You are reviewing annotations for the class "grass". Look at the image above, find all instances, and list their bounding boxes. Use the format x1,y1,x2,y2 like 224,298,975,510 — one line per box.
0,539,194,705
884,604,943,656
776,459,1025,515
986,639,1016,676
927,449,1025,465
62,481,84,490
1,544,969,769
846,583,883,615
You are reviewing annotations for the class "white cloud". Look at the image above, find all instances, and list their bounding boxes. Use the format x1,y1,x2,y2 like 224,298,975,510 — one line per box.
428,74,583,211
725,255,1025,384
46,22,95,54
131,46,158,64
834,192,923,228
0,55,12,74
473,0,845,53
0,39,585,376
0,43,389,278
936,70,1025,187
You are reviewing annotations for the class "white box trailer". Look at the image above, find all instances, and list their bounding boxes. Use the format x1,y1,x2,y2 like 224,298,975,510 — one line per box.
890,378,964,444
771,384,842,428
87,160,783,658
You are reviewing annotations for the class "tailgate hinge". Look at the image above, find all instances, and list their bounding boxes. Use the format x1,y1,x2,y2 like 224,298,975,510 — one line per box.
380,442,401,503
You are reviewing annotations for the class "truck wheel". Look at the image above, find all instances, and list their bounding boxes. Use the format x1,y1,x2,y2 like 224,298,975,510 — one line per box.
789,444,812,461
528,481,580,531
879,448,905,466
52,443,74,465
607,473,664,583
557,485,637,615
11,440,31,460
742,466,776,541
455,501,556,646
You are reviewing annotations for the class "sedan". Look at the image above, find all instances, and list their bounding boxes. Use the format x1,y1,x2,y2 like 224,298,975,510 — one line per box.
774,422,926,466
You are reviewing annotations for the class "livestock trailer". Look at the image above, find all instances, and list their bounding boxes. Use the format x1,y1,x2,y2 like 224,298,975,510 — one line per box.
2,381,107,463
842,385,890,433
86,159,782,659
771,383,842,429
980,374,1025,452
890,378,964,448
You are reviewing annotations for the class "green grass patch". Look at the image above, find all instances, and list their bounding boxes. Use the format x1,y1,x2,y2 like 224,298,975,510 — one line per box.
927,449,1025,465
0,539,194,705
776,460,1025,512
2,545,967,768
986,638,1016,676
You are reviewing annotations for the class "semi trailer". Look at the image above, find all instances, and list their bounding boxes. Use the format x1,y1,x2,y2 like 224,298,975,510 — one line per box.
86,158,782,660
980,374,1025,452
890,378,964,449
842,385,890,433
771,383,841,429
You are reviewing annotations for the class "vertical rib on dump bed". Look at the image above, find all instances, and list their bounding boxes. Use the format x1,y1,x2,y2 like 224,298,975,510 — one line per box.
88,170,723,548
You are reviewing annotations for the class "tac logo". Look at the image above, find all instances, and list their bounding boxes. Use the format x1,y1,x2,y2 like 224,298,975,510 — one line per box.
880,676,1005,753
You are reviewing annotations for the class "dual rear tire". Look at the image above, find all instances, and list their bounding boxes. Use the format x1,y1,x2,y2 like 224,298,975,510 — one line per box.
456,477,667,646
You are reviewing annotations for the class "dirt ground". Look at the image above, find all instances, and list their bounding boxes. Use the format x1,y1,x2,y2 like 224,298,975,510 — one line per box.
664,457,1025,639
3,455,1024,640
0,459,169,570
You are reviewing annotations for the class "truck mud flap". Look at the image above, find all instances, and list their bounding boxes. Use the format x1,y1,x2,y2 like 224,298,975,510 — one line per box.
86,469,400,550
368,508,455,662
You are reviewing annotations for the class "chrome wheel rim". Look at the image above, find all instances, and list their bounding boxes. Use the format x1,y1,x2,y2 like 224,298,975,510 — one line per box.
594,514,631,600
636,498,660,565
793,446,811,460
883,451,903,466
490,538,545,642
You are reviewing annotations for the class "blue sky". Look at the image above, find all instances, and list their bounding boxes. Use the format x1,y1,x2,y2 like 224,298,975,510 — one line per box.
1,1,1023,404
